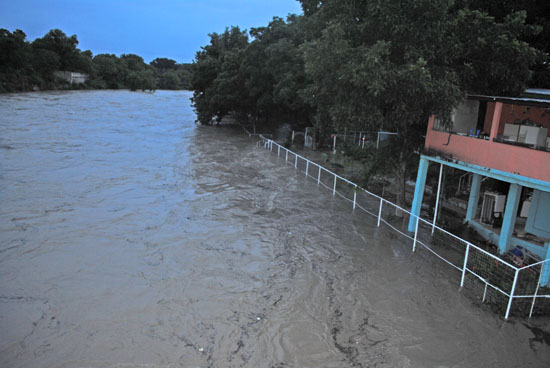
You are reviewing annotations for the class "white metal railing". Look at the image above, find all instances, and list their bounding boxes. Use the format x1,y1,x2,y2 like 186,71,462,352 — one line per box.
258,136,550,319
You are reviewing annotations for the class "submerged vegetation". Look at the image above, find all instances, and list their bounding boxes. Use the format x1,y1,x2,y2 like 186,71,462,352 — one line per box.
190,0,549,209
0,28,192,93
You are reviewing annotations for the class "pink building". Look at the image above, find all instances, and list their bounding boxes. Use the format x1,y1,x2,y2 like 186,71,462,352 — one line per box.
408,91,550,268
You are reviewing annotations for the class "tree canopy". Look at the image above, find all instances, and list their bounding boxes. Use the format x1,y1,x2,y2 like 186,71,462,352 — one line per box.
0,28,192,92
190,0,545,209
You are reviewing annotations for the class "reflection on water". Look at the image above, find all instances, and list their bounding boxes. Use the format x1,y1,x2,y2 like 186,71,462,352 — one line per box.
0,90,548,367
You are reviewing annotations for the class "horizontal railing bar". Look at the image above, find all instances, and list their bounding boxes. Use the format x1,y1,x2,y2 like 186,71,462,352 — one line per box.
465,269,511,296
513,294,550,299
518,258,549,270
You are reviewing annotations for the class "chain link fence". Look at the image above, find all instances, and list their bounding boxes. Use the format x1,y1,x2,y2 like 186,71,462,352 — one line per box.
259,137,550,319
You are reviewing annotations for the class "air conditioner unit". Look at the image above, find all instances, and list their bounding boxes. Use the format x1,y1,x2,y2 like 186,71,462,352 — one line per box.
517,126,548,147
480,192,506,226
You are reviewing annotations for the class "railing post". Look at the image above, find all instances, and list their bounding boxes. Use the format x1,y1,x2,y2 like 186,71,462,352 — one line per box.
529,262,544,318
317,167,321,185
294,154,298,168
460,243,471,287
432,163,443,234
306,161,309,177
413,216,419,252
505,268,520,319
270,140,273,151
285,149,288,162
377,198,383,227
277,145,280,156
333,175,337,195
353,185,357,210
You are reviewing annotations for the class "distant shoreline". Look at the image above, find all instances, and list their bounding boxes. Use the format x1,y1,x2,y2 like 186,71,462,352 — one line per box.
0,84,188,94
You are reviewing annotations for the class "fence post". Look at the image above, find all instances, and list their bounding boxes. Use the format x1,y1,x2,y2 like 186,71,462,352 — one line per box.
270,140,273,151
377,198,383,227
460,243,471,287
333,175,337,195
294,154,298,168
432,163,443,234
277,145,280,156
317,167,321,185
505,268,520,319
529,262,544,318
353,185,357,210
285,149,288,162
412,216,419,252
306,161,309,177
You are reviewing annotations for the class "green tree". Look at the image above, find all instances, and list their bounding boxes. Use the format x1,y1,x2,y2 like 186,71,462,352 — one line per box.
177,63,194,90
455,0,550,88
159,70,180,89
299,0,538,210
119,54,155,91
32,29,84,72
31,48,60,77
241,16,312,129
0,29,31,70
191,26,249,124
0,29,34,91
92,54,122,88
150,57,177,70
121,53,147,71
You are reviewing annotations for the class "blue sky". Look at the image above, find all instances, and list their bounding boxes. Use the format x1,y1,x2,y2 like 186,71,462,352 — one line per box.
0,0,303,63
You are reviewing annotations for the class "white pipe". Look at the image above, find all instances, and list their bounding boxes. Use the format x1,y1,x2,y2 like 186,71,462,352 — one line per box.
460,243,470,287
413,217,419,252
505,269,520,319
432,163,443,234
377,198,383,227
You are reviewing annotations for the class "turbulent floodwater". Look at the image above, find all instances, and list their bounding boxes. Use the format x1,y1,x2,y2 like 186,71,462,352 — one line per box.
1,90,549,368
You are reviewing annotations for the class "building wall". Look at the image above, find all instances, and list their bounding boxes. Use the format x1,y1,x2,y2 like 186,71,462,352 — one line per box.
424,115,550,182
482,102,550,137
482,103,495,134
54,71,89,84
452,100,479,134
525,190,550,239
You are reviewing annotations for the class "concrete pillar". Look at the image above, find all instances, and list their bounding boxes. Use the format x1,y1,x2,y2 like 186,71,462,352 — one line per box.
498,183,522,254
541,242,550,287
408,156,430,232
465,174,482,223
489,102,503,141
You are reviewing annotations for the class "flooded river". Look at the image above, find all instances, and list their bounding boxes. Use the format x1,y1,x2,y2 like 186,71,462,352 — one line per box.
1,91,549,367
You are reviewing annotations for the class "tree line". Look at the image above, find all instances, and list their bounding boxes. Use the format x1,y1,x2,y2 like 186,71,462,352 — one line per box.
190,0,549,209
0,28,193,93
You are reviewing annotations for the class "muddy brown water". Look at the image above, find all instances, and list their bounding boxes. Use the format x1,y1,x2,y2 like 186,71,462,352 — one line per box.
1,90,549,367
